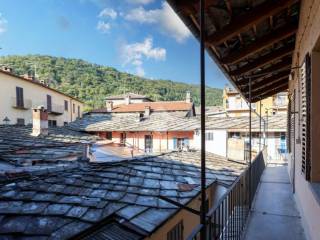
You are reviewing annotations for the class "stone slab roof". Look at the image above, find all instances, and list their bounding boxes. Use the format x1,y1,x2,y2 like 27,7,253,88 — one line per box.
0,151,245,239
0,125,98,168
69,113,286,133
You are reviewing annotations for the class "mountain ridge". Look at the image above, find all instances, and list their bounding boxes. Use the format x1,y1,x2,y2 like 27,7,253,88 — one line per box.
0,55,223,110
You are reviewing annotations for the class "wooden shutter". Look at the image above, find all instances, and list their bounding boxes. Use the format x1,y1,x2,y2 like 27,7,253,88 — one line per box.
16,87,24,108
301,54,311,180
287,92,296,153
47,95,52,112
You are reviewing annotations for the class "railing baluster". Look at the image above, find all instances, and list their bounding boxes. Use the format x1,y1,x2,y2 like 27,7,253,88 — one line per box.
186,149,267,240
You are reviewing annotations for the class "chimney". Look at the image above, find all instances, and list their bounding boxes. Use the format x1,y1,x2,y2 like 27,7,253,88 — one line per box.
125,95,131,105
32,106,48,136
106,101,113,112
22,73,35,81
186,91,192,103
144,106,151,117
1,66,12,73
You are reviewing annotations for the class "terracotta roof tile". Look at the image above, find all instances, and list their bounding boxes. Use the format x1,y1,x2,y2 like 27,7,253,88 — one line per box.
91,101,193,113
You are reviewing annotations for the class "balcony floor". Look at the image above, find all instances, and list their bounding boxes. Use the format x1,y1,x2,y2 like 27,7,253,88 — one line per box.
244,164,307,240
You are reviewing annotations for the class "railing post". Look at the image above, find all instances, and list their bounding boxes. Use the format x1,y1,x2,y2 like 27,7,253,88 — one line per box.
259,99,262,152
249,77,252,208
200,0,207,239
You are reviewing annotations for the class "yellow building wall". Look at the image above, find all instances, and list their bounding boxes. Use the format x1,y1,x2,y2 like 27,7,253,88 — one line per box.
146,184,222,240
0,72,83,126
223,87,287,116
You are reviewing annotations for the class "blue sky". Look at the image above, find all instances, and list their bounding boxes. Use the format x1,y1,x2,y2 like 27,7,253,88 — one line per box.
0,0,228,88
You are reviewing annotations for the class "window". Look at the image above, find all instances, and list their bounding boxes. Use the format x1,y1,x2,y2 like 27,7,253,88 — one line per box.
73,103,75,114
64,122,68,126
64,100,68,111
106,132,112,140
78,105,80,118
300,53,311,180
48,120,57,127
16,87,24,108
173,138,189,150
16,118,25,126
47,95,52,112
167,221,183,240
205,132,214,141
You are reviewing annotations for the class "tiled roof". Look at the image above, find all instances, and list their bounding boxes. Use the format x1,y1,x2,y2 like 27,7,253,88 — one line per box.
90,101,194,113
0,151,245,239
204,114,287,131
0,125,98,168
105,93,152,101
69,113,286,133
68,113,199,132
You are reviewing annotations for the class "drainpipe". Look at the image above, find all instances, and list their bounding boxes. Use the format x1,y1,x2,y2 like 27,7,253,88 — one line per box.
199,0,206,239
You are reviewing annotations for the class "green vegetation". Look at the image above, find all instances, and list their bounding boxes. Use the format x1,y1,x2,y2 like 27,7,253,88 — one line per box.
0,55,223,110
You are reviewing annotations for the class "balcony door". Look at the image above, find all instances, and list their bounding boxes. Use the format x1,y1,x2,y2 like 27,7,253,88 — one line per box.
145,135,153,153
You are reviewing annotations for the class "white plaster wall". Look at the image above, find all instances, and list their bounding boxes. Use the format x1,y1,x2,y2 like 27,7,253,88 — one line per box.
193,130,227,157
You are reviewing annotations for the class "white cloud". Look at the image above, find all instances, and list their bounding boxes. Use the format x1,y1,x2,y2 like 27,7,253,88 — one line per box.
98,8,117,19
124,2,191,43
0,13,8,34
121,37,166,77
126,0,154,5
96,21,111,33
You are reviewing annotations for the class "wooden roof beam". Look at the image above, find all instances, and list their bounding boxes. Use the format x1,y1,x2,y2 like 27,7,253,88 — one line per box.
241,70,290,93
251,83,288,102
221,24,297,65
237,58,292,85
251,76,288,94
230,43,295,76
206,0,299,46
178,0,218,15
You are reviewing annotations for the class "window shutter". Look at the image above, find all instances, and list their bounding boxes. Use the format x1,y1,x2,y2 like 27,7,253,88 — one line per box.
287,97,291,153
173,138,177,149
301,54,311,180
47,95,52,112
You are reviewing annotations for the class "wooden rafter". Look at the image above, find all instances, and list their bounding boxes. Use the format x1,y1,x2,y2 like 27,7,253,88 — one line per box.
237,58,292,85
178,0,218,15
251,83,288,102
221,24,297,65
251,76,288,94
206,0,299,46
241,70,290,93
230,43,295,76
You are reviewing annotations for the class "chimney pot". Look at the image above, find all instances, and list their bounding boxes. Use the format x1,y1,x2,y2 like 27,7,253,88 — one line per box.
144,106,151,117
1,66,12,73
125,95,131,105
32,106,48,136
106,101,113,112
186,91,192,103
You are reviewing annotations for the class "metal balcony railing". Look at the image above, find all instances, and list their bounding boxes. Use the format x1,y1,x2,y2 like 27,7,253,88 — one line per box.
11,97,32,110
32,102,64,115
187,149,267,240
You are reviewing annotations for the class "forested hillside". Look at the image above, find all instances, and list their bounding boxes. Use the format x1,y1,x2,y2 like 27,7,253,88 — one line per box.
0,55,223,110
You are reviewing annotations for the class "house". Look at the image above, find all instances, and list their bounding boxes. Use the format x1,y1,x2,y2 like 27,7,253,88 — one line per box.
105,93,153,106
0,67,84,127
193,115,287,162
223,86,288,117
78,92,197,153
0,108,246,239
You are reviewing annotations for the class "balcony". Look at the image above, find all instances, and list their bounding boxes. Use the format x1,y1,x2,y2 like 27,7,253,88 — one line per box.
186,151,307,240
11,97,32,110
32,102,64,115
47,104,64,115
